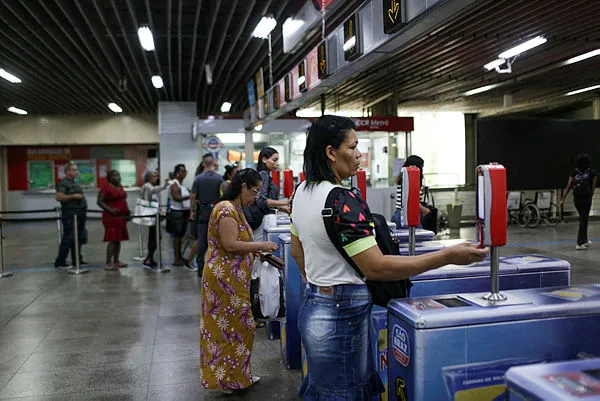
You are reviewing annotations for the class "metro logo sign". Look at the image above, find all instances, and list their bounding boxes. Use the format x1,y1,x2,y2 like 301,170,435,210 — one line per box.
351,117,414,132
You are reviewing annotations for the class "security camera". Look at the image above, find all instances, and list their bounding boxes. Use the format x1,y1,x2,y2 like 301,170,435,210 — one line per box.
495,58,513,74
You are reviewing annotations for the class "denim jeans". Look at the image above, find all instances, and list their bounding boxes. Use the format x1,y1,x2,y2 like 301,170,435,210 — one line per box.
298,283,383,400
55,211,86,266
574,195,592,245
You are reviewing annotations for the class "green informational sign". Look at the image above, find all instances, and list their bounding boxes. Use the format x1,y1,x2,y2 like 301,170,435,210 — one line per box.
75,160,96,188
111,159,137,187
28,161,55,190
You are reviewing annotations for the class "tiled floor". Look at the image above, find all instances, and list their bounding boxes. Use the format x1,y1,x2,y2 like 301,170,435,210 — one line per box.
0,218,598,400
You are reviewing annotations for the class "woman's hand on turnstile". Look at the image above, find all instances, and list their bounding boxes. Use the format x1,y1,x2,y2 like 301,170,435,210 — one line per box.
446,243,488,265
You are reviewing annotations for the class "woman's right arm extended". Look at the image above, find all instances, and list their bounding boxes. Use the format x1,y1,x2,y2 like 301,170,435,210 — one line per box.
351,242,488,281
560,177,574,208
219,216,277,254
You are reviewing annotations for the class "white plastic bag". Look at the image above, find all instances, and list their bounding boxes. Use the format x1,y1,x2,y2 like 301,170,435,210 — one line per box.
259,261,280,318
132,199,159,226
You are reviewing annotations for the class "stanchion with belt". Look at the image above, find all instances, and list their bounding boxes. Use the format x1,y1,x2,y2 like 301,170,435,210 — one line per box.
133,224,145,262
68,213,89,275
55,207,62,246
153,211,169,273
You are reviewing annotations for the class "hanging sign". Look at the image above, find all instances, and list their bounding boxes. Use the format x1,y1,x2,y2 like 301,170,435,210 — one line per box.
318,42,328,79
278,78,287,107
344,13,362,61
298,60,308,93
203,136,224,153
351,117,414,132
247,79,256,106
383,0,405,34
284,74,292,102
255,68,265,99
290,65,302,100
306,46,321,89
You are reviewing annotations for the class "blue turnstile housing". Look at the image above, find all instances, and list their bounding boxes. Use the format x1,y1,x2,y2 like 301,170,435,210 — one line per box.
279,233,304,369
392,228,435,243
388,285,600,401
506,358,600,401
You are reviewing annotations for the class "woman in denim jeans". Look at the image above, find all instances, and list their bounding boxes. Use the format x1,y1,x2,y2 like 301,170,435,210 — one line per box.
290,115,488,400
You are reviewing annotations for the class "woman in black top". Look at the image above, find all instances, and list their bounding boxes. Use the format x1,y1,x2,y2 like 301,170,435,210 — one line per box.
559,153,597,250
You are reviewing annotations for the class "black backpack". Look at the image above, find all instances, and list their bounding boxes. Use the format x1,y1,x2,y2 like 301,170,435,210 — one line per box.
572,169,593,196
322,187,412,307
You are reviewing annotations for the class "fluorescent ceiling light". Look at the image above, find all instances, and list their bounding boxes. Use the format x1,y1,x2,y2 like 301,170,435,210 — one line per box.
255,124,263,131
483,59,504,71
7,106,27,115
221,102,232,113
0,68,21,83
343,36,356,52
283,18,304,38
137,26,155,51
252,17,277,39
565,85,600,96
463,84,499,96
151,75,164,89
108,102,123,113
565,49,600,65
297,76,306,86
205,64,213,85
498,36,547,59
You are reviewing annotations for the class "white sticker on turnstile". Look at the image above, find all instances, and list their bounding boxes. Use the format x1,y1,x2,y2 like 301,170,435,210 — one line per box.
505,256,545,264
392,325,410,367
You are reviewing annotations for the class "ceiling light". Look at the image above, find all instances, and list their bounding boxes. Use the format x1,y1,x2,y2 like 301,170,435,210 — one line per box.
498,36,547,59
483,59,505,71
565,49,600,65
252,17,277,39
343,36,356,52
151,75,164,89
108,102,123,113
255,124,263,131
463,85,498,96
137,26,155,51
7,106,27,115
221,102,232,113
297,76,306,86
283,18,304,38
205,64,213,85
565,85,600,96
0,68,21,83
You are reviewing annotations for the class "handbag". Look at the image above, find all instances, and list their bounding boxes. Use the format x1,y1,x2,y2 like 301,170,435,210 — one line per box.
322,187,412,307
421,186,438,234
250,261,286,320
243,203,266,230
132,199,159,226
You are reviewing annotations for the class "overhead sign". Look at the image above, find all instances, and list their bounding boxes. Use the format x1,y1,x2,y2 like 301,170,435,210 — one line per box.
284,74,292,102
278,78,287,107
247,79,256,106
255,68,265,99
344,13,362,61
290,65,301,100
318,42,328,79
351,117,414,132
298,60,307,93
203,135,224,153
27,147,71,160
383,0,405,34
306,46,321,89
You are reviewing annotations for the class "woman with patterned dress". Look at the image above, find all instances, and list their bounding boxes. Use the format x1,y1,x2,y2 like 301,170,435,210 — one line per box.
199,169,278,394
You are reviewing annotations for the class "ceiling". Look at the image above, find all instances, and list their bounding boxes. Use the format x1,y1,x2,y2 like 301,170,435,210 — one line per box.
0,0,599,118
0,0,361,116
302,0,600,118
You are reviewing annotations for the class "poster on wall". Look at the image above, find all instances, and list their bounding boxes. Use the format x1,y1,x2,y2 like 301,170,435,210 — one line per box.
28,161,55,190
111,160,136,187
75,160,96,188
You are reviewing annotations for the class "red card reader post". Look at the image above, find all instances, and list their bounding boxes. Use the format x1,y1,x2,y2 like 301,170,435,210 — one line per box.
476,163,508,302
401,166,421,255
283,169,294,199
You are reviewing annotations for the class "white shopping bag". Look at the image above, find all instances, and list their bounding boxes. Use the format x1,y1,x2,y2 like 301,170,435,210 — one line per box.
132,199,159,226
258,261,281,318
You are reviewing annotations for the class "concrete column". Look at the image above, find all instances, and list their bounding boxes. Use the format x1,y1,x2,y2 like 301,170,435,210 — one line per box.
0,147,6,212
245,130,255,168
464,113,478,187
593,97,600,120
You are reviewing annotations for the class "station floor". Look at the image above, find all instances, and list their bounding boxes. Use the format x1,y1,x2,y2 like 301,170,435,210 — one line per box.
0,218,599,400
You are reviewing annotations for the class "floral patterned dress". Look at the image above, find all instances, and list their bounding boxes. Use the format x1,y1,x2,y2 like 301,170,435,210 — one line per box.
200,201,257,391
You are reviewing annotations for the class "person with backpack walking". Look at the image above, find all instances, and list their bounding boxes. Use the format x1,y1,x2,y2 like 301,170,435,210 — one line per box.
289,115,488,400
559,153,597,250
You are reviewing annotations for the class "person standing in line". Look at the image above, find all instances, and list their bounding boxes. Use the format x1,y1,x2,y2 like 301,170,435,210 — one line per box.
98,170,130,271
391,155,431,228
220,163,239,195
141,170,171,269
199,168,278,394
290,115,487,400
54,161,88,270
190,154,224,276
560,153,597,250
169,164,191,266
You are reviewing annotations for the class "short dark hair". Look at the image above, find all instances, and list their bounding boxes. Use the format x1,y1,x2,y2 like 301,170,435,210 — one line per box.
224,163,238,181
220,168,262,202
303,115,356,186
174,164,186,175
575,153,592,170
257,147,278,172
397,155,425,185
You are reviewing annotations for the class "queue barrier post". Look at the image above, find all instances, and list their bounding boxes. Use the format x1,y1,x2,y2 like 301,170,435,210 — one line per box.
0,218,13,279
133,224,145,262
55,207,63,246
154,211,169,274
68,213,89,275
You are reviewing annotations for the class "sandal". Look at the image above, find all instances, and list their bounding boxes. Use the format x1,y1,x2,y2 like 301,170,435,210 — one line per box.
104,264,118,271
114,261,128,268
